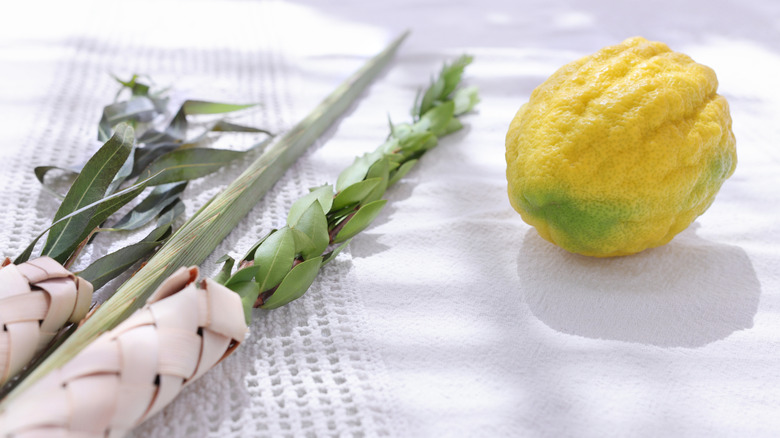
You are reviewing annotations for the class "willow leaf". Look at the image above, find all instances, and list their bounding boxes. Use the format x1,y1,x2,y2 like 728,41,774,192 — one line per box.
211,120,274,135
13,181,147,264
78,222,172,290
107,147,136,195
182,100,256,115
166,106,188,140
131,145,179,177
260,257,323,310
103,97,157,125
111,182,187,231
42,125,135,263
33,166,80,199
138,148,245,186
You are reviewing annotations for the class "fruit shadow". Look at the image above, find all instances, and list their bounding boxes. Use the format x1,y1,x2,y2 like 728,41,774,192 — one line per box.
516,224,761,348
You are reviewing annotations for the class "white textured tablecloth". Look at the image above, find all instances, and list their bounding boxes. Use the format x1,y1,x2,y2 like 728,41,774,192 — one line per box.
2,0,780,436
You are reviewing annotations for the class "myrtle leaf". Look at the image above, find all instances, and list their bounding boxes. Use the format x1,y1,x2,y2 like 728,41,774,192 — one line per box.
331,178,382,212
363,158,391,204
42,124,135,263
227,281,260,325
224,265,259,287
240,229,274,266
254,227,296,293
388,159,418,186
322,238,352,265
453,85,480,115
213,255,235,285
260,256,323,310
416,100,455,136
332,199,388,243
335,149,384,192
287,184,334,225
289,201,330,260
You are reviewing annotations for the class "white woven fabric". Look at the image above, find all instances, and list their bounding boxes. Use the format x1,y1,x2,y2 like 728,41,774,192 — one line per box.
3,0,780,437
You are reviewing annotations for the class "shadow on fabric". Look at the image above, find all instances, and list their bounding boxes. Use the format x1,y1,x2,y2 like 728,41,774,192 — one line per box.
516,224,761,348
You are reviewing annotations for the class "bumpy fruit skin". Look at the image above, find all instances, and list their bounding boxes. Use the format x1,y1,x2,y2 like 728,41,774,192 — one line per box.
505,37,737,257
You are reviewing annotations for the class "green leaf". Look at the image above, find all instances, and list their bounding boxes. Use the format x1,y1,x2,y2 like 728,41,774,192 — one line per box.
335,149,384,192
260,256,322,310
165,106,188,140
42,124,135,263
333,199,388,243
182,100,256,115
441,118,463,136
363,158,391,203
239,229,274,265
98,114,112,142
103,97,157,126
213,255,235,285
130,144,179,177
331,177,382,211
417,100,455,136
13,181,147,264
111,181,187,230
253,227,296,292
138,147,245,186
388,159,418,186
210,120,274,136
224,265,259,287
155,198,185,227
289,201,330,260
439,55,473,99
287,184,334,225
226,281,260,325
418,76,445,119
322,238,351,265
452,85,480,115
77,222,172,290
415,55,473,118
106,147,136,195
34,165,80,199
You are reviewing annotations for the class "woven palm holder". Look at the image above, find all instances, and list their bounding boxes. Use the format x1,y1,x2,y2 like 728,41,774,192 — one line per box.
0,256,93,385
0,266,248,437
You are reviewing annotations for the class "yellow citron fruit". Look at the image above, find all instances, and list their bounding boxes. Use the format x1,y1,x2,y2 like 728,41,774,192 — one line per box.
505,37,736,257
